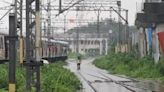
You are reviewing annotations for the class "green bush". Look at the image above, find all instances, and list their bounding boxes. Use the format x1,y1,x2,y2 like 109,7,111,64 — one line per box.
0,64,8,90
0,62,81,92
41,62,81,92
93,53,164,79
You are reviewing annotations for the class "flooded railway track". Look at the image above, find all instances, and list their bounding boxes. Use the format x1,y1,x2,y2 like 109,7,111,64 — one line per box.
78,70,156,92
79,72,98,92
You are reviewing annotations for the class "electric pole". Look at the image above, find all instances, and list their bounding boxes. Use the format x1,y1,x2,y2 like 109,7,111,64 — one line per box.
59,0,62,13
97,10,100,38
76,6,80,54
15,0,23,64
8,0,23,91
47,0,51,57
24,0,43,92
117,0,121,51
64,14,66,33
125,10,129,52
8,13,17,92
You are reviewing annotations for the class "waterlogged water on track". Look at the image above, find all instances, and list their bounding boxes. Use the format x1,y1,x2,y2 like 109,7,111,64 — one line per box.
134,80,164,92
66,58,164,92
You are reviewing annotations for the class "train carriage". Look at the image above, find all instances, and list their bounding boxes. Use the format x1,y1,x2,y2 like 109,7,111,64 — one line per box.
0,32,69,64
41,38,69,62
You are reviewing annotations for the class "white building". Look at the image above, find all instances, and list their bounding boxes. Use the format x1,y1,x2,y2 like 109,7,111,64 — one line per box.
53,33,109,56
68,37,108,55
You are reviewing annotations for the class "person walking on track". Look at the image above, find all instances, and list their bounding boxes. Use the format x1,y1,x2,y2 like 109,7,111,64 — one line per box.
77,54,82,70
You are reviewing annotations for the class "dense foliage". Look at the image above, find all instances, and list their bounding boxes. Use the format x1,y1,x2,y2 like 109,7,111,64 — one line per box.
0,62,81,92
93,53,164,79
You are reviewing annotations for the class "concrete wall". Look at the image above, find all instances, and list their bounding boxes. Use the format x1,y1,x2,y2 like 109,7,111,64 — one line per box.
136,24,164,63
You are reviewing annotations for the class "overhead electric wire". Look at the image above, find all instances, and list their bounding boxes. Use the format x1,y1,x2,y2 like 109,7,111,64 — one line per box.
65,0,75,6
0,8,13,21
41,0,57,6
55,0,85,16
0,0,12,5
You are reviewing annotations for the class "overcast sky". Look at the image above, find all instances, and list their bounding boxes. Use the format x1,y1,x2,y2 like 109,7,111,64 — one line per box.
122,0,143,25
0,0,144,34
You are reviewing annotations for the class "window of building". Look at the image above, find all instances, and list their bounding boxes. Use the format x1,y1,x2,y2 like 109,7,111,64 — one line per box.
81,40,83,44
88,40,90,45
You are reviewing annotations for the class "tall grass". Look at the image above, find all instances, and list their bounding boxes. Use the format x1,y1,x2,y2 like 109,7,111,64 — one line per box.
93,53,164,79
0,62,81,92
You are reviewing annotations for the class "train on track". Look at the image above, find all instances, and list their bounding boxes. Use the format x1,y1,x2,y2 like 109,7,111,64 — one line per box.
0,32,69,64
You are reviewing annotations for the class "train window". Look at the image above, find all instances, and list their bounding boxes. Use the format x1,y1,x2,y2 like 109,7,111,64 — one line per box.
88,40,90,45
94,41,96,44
91,41,93,45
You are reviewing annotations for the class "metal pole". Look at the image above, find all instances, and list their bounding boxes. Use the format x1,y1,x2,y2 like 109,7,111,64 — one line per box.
15,0,23,64
35,0,41,61
64,14,66,33
97,10,100,38
59,0,62,13
35,0,41,91
117,1,121,50
47,0,51,57
44,22,46,37
25,0,31,91
25,0,42,92
8,13,17,92
76,6,79,54
125,10,129,52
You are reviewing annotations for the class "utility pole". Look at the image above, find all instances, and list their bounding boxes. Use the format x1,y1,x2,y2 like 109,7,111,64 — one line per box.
59,0,62,13
44,22,46,37
97,10,100,38
76,6,80,54
24,0,43,92
64,14,66,33
8,13,18,92
47,0,51,57
8,0,23,91
117,0,121,51
15,0,23,64
125,10,129,52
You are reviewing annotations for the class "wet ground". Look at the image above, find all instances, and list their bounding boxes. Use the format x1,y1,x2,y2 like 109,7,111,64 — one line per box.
65,58,164,92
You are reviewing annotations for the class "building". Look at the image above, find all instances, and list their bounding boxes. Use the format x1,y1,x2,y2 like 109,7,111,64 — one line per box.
53,33,108,56
135,0,164,63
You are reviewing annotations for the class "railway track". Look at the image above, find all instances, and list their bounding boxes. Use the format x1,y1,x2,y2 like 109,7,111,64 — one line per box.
78,72,98,92
67,59,157,92
78,70,157,92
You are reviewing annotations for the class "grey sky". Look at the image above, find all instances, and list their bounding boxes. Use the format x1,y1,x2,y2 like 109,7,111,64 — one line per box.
122,0,143,25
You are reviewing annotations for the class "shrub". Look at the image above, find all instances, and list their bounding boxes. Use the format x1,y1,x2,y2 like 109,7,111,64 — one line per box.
0,62,81,92
93,53,164,79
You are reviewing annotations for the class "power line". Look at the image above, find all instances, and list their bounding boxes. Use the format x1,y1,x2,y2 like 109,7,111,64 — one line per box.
56,0,85,16
0,8,13,21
